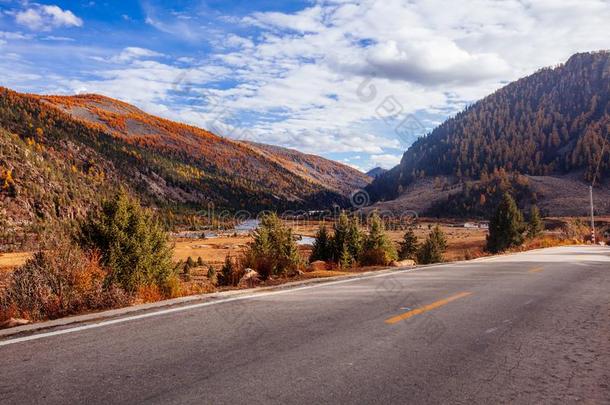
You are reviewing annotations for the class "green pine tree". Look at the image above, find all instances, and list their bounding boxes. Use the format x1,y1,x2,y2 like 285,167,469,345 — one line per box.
346,216,364,260
339,244,353,269
417,225,447,264
332,212,351,262
78,188,174,293
527,205,544,239
310,225,332,262
360,212,398,266
398,227,419,261
242,213,301,279
486,192,525,253
218,254,235,287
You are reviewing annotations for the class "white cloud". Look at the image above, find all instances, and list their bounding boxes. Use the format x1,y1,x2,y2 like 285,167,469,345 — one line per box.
15,5,82,31
7,0,610,166
109,47,165,63
369,153,402,169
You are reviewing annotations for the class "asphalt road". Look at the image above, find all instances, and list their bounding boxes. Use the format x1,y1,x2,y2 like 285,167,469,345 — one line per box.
1,245,609,404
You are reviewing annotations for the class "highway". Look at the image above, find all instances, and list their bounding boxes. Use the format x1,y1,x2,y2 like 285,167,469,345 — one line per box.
1,245,609,404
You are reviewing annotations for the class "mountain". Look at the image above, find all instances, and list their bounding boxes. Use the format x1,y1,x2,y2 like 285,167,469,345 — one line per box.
366,167,387,179
0,88,369,250
240,141,368,196
366,51,610,217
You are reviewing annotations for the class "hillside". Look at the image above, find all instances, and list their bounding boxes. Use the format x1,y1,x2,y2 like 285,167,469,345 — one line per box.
367,51,610,216
240,141,370,195
0,88,369,250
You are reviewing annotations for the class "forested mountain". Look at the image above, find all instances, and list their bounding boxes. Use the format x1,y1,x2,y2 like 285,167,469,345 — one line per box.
367,52,610,215
0,88,369,249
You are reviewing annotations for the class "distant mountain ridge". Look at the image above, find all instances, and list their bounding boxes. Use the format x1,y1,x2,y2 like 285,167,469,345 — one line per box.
366,167,387,179
366,51,610,216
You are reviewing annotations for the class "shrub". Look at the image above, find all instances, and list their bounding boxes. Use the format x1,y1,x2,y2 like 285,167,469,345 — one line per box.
207,266,217,285
398,227,419,261
486,192,525,253
79,189,175,294
0,233,128,321
241,213,301,279
417,225,447,264
360,212,398,266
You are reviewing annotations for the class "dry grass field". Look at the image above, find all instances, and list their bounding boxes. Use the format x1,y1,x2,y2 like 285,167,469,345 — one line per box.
4,215,602,277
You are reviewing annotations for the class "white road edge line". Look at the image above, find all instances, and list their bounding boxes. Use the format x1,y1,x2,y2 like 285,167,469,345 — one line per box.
0,265,424,347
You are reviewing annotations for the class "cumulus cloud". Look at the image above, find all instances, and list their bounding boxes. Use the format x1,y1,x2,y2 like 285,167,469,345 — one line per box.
370,153,402,169
15,5,83,31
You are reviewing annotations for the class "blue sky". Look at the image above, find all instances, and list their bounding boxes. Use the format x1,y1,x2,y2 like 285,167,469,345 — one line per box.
1,0,609,171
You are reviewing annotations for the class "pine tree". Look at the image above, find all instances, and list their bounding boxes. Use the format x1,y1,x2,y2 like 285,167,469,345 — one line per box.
339,244,353,269
398,227,419,261
346,216,364,261
218,254,235,286
332,212,350,262
310,225,332,262
242,213,301,279
417,225,447,264
360,212,398,266
78,188,174,293
527,205,544,239
486,192,525,253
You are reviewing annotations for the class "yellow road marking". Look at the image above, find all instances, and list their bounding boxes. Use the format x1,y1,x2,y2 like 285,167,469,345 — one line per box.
528,267,544,273
384,292,473,325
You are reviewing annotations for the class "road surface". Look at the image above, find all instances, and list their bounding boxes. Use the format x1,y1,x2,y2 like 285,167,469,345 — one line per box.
1,245,609,404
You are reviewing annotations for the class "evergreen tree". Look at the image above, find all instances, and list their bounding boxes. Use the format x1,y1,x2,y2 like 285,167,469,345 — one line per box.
339,245,353,269
332,212,351,262
310,225,332,262
78,188,174,293
360,212,398,266
242,213,301,279
346,217,364,260
527,205,544,239
218,254,235,286
417,225,447,264
398,227,419,261
486,192,525,253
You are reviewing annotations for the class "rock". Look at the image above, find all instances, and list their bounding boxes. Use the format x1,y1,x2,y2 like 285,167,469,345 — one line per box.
391,259,416,267
308,260,327,272
237,268,261,288
0,318,31,329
